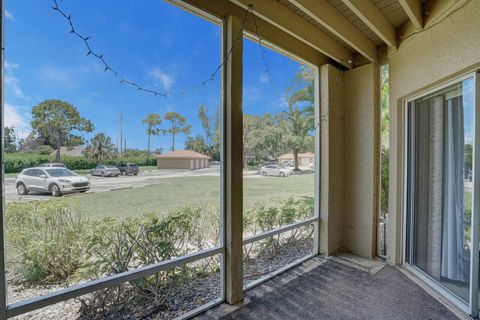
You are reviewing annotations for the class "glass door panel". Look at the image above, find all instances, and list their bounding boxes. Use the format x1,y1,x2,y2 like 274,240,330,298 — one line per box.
407,76,475,303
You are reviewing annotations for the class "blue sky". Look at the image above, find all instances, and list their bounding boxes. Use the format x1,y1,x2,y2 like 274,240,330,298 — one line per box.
4,0,304,151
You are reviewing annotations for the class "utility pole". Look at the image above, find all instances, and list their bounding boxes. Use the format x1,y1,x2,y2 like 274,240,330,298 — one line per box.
120,112,123,158
124,139,127,154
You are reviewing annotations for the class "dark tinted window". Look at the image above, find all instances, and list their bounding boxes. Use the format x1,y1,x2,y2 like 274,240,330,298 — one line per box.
23,169,35,176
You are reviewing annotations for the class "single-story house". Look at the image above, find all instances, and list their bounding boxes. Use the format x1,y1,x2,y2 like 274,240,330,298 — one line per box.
156,150,210,170
278,152,315,167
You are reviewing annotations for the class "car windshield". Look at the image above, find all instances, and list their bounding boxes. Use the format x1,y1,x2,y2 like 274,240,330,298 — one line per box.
45,168,77,177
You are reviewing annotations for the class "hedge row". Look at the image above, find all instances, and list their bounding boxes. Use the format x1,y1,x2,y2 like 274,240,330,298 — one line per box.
4,153,157,173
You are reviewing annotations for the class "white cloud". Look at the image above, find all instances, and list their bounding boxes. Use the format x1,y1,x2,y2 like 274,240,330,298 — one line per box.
5,74,26,99
259,73,270,84
5,10,15,21
40,65,72,84
4,103,30,138
4,61,19,70
244,86,262,102
150,68,174,91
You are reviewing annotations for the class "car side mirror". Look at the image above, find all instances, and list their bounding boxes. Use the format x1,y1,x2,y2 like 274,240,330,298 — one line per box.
40,174,47,179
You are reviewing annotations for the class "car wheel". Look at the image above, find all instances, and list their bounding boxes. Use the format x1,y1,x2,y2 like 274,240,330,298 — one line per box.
16,183,28,195
101,171,105,177
280,172,285,177
123,171,126,176
261,171,267,176
79,190,87,193
50,184,61,197
134,173,138,176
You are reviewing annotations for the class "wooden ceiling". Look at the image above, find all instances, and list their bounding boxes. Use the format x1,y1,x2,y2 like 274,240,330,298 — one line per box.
173,0,463,69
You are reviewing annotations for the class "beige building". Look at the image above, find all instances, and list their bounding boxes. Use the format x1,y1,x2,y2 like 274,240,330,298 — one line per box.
156,150,210,170
278,152,315,167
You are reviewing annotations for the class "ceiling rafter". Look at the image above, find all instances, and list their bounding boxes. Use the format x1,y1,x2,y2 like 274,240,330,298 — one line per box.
399,0,423,30
229,0,354,68
341,0,397,48
287,0,378,63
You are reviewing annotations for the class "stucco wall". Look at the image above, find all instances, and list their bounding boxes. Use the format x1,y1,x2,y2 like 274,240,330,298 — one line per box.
387,0,480,264
343,63,379,258
157,158,191,169
320,64,345,255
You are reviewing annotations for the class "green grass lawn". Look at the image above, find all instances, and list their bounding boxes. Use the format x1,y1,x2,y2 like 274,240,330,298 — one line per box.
61,174,314,220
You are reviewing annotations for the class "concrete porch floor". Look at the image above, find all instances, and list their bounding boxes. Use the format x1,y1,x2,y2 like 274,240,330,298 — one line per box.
196,256,462,320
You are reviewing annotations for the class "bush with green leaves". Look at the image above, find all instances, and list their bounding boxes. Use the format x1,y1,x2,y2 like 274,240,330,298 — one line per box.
5,153,158,173
244,197,313,257
6,201,90,284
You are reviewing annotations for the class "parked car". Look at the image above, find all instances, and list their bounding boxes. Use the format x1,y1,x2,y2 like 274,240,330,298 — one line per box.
90,165,121,177
37,163,66,168
15,167,90,197
117,163,139,176
260,165,293,177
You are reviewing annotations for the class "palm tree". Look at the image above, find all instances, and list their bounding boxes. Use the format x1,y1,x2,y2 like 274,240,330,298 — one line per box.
287,66,315,130
142,114,164,159
86,133,115,164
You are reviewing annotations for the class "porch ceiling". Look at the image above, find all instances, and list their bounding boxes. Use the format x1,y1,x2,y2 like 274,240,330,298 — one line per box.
174,0,463,69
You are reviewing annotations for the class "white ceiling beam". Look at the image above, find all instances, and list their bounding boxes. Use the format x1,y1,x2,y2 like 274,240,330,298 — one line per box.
341,0,397,48
230,0,354,68
288,0,377,63
399,0,423,30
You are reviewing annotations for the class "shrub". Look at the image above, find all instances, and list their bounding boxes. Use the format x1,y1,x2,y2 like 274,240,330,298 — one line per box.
32,145,55,155
6,201,90,284
4,153,158,173
244,197,314,257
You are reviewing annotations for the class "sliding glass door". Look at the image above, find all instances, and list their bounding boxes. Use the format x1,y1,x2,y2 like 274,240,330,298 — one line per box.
405,73,479,315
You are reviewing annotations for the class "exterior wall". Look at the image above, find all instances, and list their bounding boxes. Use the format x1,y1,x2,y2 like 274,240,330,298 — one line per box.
343,63,379,258
320,64,345,255
157,158,208,170
388,0,480,264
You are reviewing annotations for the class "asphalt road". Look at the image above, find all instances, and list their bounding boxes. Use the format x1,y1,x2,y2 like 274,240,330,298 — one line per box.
5,167,224,202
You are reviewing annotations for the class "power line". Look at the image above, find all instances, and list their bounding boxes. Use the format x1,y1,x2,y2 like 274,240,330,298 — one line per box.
51,0,270,98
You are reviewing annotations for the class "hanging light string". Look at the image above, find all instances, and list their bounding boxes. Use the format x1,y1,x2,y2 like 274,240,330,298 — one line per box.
51,0,270,98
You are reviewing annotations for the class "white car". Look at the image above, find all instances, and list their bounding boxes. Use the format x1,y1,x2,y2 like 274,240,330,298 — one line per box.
260,165,293,177
90,165,120,177
15,167,90,197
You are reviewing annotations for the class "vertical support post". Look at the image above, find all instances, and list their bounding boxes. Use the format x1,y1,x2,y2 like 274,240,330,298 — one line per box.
223,15,243,305
0,0,7,318
313,66,321,255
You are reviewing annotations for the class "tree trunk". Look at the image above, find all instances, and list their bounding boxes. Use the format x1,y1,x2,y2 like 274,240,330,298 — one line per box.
293,149,299,171
147,133,151,159
171,133,175,151
55,137,61,162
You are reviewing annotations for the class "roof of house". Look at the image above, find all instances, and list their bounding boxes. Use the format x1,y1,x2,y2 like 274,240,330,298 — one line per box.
278,152,315,160
156,150,211,159
50,146,85,157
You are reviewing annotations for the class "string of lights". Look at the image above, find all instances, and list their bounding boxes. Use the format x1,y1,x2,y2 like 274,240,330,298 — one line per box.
51,0,270,98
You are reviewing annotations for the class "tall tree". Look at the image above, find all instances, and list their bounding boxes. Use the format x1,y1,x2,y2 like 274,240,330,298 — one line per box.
164,112,191,151
198,105,213,146
85,133,115,164
142,113,164,159
282,96,313,171
31,99,93,162
288,66,315,130
4,126,17,153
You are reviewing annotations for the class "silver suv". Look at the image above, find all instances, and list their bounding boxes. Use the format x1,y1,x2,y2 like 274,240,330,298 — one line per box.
16,167,90,197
